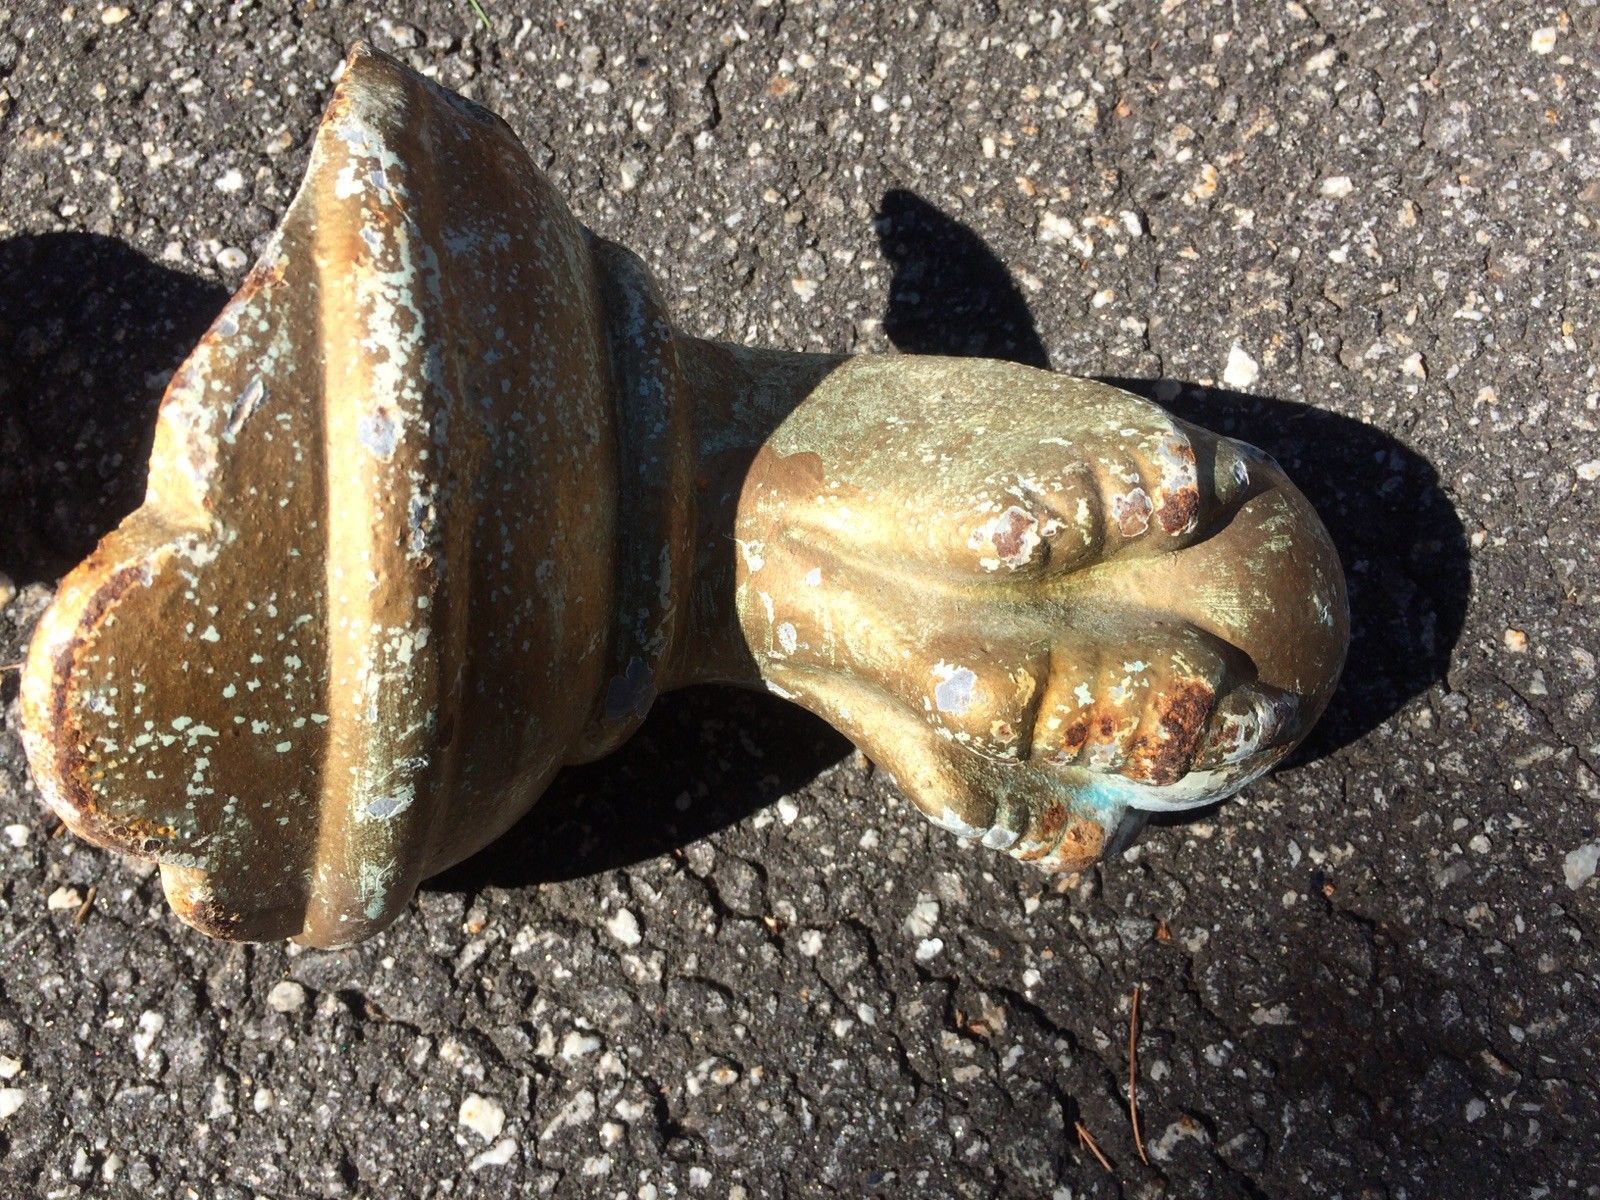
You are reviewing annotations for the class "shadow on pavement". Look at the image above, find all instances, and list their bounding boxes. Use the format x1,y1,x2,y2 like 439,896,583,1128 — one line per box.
874,187,1052,369
0,232,229,585
430,687,850,888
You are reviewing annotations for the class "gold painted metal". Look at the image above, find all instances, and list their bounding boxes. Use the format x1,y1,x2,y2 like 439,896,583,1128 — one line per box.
19,47,1348,946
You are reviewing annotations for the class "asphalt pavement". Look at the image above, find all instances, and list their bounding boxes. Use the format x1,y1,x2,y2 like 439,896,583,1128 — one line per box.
1,1,1597,1196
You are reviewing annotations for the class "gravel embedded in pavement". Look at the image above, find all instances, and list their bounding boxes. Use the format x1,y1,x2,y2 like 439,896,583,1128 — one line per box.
2,2,1598,1196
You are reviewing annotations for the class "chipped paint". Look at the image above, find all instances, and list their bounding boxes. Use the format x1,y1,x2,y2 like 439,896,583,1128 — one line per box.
931,663,978,715
1111,486,1153,537
969,505,1042,571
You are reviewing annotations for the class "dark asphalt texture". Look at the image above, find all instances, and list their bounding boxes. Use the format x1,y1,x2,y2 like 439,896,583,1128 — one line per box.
2,2,1598,1197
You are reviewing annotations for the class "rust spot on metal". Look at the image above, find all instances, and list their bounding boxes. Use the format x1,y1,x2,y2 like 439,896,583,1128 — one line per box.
1203,714,1249,764
1015,800,1078,861
1152,431,1200,536
1048,816,1106,872
40,562,160,855
1058,717,1091,757
172,894,244,942
747,447,828,503
1124,679,1215,786
1112,487,1153,537
1156,484,1200,535
990,509,1032,559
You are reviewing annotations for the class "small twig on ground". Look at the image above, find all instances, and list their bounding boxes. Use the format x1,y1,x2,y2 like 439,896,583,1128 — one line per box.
1129,983,1148,1164
466,0,493,33
1075,1121,1114,1173
0,661,23,672
74,885,97,926
50,821,67,839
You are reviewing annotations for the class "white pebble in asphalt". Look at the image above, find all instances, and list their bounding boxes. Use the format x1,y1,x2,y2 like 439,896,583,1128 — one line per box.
605,907,641,946
267,980,307,1013
459,1093,507,1144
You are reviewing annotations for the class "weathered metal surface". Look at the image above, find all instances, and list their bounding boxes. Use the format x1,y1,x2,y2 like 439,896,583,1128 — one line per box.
19,46,1348,946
